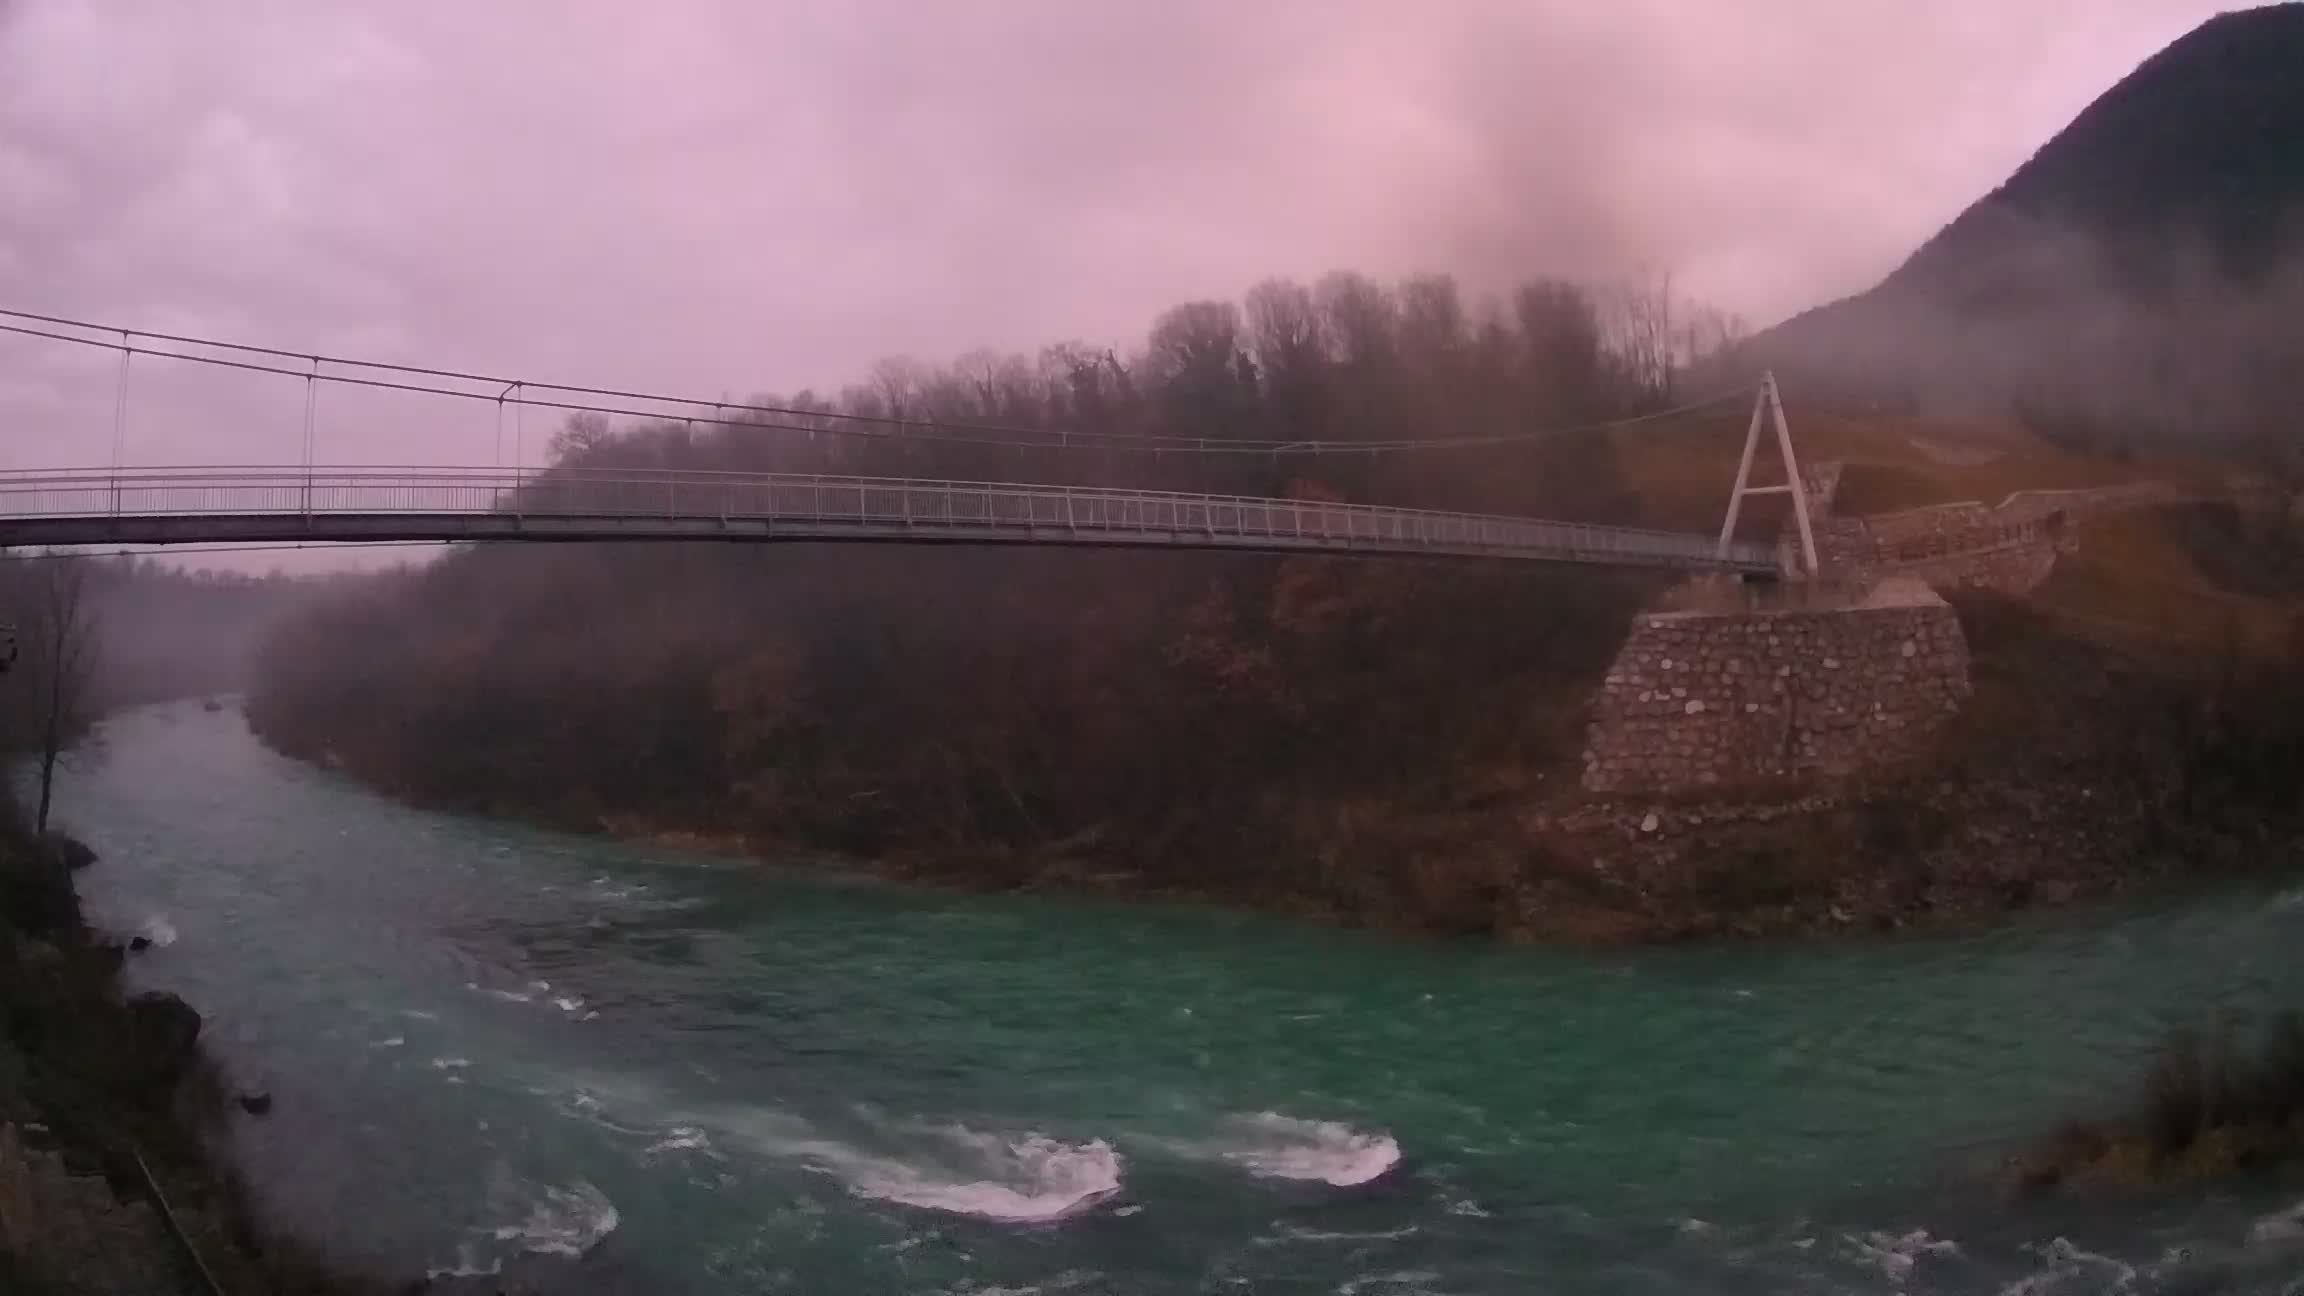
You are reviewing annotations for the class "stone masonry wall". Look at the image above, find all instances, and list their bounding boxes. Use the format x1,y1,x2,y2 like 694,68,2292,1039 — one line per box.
1886,529,2070,593
1804,477,2185,595
1581,581,1971,795
1821,514,2077,594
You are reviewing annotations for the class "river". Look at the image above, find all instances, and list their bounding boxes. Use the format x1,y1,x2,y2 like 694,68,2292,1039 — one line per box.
48,700,2304,1293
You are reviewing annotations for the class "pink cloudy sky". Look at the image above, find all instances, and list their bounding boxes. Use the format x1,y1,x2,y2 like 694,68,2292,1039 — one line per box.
0,0,2252,476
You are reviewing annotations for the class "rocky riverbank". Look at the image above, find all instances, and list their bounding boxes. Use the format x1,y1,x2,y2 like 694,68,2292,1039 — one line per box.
762,749,2283,949
0,818,407,1294
843,592,2304,944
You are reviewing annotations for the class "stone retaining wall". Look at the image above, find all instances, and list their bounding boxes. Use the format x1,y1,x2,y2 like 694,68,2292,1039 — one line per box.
1581,581,1971,794
1798,468,2173,595
1883,528,2071,593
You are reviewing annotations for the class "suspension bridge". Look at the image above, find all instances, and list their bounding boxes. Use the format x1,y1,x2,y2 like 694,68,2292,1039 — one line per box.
0,309,1807,575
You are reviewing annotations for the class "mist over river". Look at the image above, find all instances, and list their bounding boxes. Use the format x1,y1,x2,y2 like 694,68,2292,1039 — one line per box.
49,701,2304,1293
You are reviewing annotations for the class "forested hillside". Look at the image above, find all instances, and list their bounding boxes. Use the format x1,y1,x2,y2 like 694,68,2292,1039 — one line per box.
248,272,1713,928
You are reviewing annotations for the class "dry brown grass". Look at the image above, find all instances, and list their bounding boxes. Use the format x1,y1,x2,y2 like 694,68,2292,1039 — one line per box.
2030,513,2300,666
1616,401,2297,665
1609,403,2169,535
2016,1016,2304,1191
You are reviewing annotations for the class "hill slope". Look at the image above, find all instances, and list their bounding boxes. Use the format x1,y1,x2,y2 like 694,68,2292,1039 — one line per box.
1757,3,2304,459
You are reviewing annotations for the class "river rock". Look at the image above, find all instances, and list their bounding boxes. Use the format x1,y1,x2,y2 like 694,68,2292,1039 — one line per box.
237,1091,273,1116
126,991,202,1083
127,935,152,953
41,833,97,871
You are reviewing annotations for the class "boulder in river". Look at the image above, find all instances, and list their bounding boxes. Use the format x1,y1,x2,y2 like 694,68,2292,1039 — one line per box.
237,1091,273,1116
125,991,202,1084
40,833,97,871
127,935,152,953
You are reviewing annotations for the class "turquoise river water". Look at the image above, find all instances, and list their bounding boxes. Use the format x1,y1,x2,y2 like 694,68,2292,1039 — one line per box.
50,701,2304,1293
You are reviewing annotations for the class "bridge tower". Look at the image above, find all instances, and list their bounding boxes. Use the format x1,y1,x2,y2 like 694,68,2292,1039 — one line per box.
1715,372,1820,578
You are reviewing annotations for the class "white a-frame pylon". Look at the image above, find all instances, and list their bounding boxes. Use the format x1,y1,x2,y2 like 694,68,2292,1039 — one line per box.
1715,371,1819,577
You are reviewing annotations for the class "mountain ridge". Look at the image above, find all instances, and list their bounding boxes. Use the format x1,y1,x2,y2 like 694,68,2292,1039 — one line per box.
1755,2,2304,454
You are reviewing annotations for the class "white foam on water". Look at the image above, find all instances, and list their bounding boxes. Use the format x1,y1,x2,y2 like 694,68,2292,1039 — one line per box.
700,1106,1123,1223
489,1180,620,1259
552,1091,651,1137
646,1126,713,1157
1259,1222,1421,1245
834,1128,1123,1222
423,1246,504,1281
140,916,179,947
1197,1113,1402,1187
1846,1229,1962,1287
553,996,586,1014
1337,1270,1443,1295
2000,1237,2136,1296
2247,1199,2304,1247
431,1057,472,1071
468,983,535,1004
371,1036,405,1049
584,876,648,901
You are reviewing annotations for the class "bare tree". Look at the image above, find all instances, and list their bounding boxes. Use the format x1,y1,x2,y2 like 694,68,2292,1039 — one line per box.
1244,279,1328,441
547,410,615,464
1679,304,1750,368
1605,269,1679,409
1143,300,1256,437
30,556,98,836
1515,278,1608,418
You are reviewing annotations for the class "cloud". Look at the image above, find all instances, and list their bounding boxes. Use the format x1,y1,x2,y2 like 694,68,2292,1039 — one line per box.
0,0,2243,481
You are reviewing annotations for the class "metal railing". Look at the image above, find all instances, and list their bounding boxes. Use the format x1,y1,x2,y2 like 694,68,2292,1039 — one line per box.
0,466,1780,572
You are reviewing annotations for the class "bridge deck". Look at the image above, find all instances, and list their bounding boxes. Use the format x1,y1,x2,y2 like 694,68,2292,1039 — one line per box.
0,467,1779,573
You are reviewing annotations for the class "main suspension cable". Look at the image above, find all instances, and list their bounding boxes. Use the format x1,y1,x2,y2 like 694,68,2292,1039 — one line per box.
0,305,1753,457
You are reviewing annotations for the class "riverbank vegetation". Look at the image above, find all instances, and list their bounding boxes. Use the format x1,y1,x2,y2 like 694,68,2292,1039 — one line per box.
2013,1014,2304,1190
